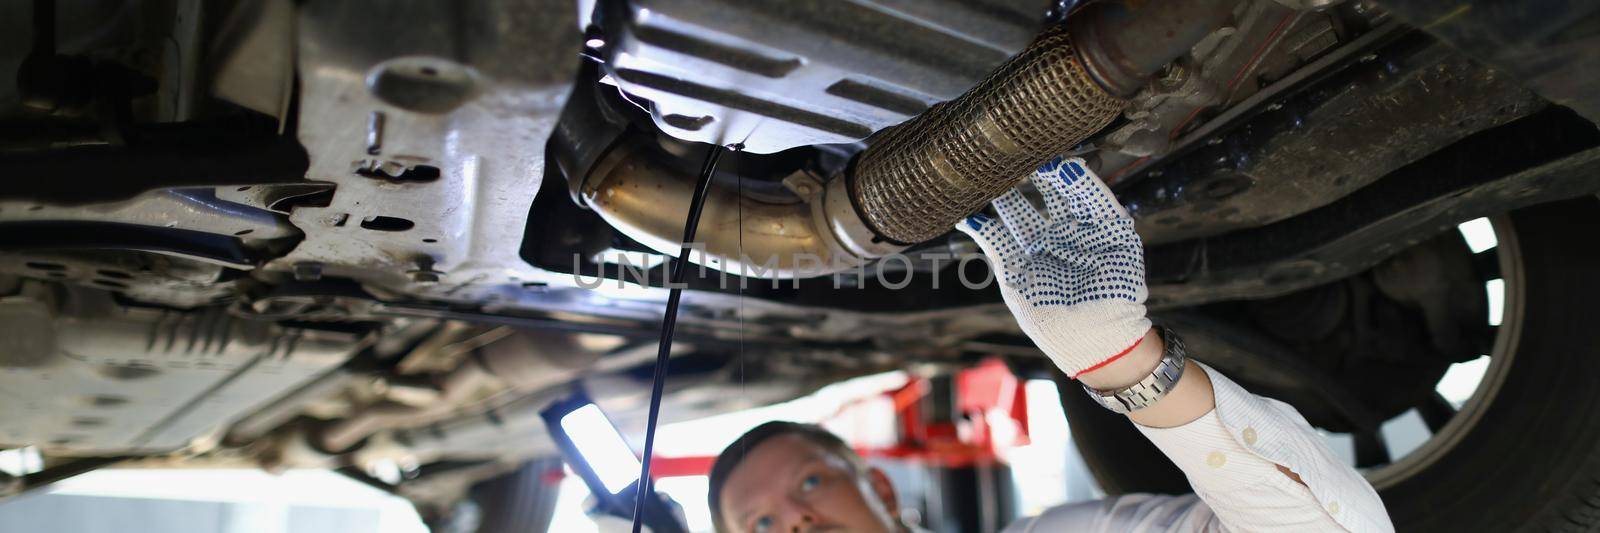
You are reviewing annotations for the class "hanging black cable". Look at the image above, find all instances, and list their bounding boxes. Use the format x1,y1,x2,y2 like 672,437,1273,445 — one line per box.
631,142,733,533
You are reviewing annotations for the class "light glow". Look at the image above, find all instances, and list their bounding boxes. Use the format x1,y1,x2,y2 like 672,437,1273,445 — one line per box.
44,469,426,532
1486,278,1505,326
1456,217,1497,253
1379,409,1429,459
1009,380,1071,515
1436,355,1491,407
655,476,713,531
560,404,642,494
653,371,908,458
0,447,42,476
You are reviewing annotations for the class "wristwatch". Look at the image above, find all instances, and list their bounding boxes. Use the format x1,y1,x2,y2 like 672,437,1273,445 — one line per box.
1082,325,1188,414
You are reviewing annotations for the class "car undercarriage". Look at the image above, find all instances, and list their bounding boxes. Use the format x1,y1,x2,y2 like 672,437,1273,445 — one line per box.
2,0,1599,530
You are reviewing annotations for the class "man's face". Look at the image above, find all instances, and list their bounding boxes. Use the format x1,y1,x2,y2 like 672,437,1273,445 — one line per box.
717,434,901,533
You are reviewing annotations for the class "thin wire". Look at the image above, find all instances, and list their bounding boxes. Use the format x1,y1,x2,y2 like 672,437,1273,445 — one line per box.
729,123,759,516
631,143,728,533
736,141,747,478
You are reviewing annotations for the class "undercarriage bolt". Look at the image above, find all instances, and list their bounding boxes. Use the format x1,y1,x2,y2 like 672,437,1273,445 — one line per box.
294,262,324,282
408,258,443,284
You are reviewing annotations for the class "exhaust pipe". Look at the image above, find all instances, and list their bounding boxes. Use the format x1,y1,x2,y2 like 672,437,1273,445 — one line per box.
582,137,897,277
316,329,598,452
579,1,1235,277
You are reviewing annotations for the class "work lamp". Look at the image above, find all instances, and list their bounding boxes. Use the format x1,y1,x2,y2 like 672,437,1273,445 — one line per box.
540,393,686,533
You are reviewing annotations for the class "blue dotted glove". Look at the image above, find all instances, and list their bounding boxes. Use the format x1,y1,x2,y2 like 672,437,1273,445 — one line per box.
956,157,1151,379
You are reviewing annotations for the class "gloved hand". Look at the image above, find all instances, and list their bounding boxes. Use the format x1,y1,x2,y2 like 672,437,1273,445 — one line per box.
956,157,1151,379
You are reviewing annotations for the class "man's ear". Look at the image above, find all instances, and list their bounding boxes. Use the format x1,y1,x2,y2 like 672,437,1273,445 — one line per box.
866,466,900,517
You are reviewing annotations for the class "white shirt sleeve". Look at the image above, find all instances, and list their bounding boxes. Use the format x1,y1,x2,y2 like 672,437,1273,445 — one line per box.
1004,363,1394,533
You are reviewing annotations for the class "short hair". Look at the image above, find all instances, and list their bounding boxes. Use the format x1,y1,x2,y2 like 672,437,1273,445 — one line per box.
707,421,866,532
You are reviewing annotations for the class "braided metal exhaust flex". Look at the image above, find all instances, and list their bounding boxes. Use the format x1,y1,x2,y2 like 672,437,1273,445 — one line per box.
581,1,1237,278
848,24,1127,245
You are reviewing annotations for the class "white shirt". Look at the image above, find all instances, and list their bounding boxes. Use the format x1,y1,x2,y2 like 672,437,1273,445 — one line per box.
1004,364,1394,532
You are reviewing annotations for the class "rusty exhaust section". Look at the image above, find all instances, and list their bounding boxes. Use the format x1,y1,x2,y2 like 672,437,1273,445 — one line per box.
581,2,1234,277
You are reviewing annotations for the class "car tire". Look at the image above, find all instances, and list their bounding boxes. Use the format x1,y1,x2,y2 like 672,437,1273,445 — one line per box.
1055,376,1191,496
1060,197,1600,531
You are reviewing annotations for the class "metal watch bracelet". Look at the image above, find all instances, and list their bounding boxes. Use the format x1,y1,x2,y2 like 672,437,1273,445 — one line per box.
1082,326,1188,414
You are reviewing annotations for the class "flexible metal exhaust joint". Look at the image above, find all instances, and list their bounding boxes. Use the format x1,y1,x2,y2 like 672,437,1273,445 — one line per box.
581,1,1232,278
850,23,1125,245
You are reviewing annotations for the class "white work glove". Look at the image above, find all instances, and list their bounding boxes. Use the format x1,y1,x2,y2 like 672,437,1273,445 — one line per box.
956,157,1151,379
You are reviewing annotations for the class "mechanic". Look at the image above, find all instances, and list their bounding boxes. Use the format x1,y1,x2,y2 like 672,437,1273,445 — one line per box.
705,159,1395,532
